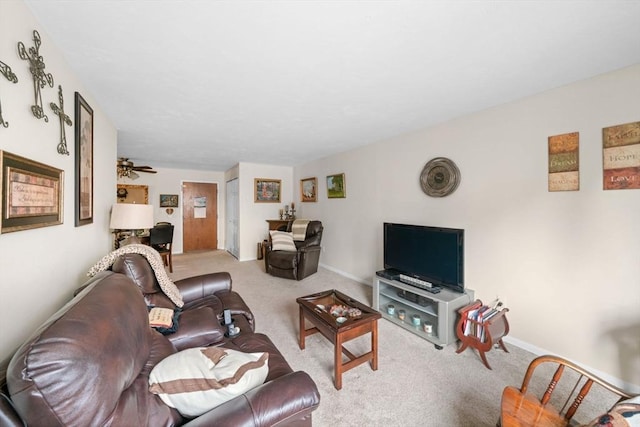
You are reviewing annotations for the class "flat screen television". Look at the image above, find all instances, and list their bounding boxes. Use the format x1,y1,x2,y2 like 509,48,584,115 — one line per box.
383,223,464,293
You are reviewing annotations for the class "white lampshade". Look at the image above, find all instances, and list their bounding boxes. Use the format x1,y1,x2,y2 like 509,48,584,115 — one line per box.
109,203,154,230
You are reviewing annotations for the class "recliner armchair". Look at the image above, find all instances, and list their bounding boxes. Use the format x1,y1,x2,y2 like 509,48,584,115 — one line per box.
264,220,323,280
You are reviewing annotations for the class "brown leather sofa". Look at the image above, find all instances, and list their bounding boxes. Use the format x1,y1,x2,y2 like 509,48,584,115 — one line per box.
0,258,320,426
264,220,323,280
111,253,256,350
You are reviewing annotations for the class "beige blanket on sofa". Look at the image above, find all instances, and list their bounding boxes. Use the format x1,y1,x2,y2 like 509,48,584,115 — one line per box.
87,244,184,307
291,219,310,241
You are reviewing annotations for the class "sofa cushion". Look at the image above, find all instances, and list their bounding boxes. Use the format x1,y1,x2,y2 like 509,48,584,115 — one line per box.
148,347,269,417
269,231,297,252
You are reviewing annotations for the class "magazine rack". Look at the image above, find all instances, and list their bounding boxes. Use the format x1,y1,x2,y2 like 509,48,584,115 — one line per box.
455,299,509,369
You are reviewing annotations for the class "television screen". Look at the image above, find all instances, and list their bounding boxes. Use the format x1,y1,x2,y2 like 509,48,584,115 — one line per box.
383,223,464,293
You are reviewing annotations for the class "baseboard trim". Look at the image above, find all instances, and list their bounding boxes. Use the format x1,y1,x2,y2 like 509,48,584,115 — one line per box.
318,262,371,287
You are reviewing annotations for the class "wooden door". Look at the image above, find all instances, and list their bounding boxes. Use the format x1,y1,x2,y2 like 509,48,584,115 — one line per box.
182,182,218,252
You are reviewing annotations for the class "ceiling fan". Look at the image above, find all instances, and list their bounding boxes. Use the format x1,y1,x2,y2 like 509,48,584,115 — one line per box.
117,157,157,179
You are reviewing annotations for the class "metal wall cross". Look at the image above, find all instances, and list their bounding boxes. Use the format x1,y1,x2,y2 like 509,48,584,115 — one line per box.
18,30,54,122
50,85,72,155
0,60,19,128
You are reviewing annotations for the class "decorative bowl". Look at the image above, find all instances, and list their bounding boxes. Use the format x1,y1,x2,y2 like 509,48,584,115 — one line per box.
336,316,347,324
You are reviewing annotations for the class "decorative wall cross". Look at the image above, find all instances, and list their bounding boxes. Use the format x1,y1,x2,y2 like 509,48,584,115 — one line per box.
18,30,54,122
50,85,72,155
0,60,19,128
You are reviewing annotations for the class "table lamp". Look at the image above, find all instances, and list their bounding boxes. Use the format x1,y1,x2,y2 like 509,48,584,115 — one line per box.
109,203,154,247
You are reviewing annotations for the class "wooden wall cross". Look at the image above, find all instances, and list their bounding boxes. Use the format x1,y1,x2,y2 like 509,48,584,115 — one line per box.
50,85,72,155
18,30,54,122
0,60,19,128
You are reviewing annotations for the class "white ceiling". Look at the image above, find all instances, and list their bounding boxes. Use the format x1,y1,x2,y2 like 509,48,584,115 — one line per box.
24,1,640,171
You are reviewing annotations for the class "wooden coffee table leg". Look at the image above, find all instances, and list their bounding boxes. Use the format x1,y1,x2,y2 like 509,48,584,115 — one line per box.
298,306,306,350
334,331,343,390
371,320,378,371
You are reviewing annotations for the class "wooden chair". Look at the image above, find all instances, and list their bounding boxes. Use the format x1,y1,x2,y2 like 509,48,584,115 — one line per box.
149,223,174,272
499,355,634,427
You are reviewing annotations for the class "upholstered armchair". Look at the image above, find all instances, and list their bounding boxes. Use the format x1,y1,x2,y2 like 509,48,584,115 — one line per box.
264,220,323,280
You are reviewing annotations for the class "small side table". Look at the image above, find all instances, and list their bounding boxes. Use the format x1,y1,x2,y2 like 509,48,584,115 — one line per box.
455,299,509,369
296,289,381,390
266,219,291,231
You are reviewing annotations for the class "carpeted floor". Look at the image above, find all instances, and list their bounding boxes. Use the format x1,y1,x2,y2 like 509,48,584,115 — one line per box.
168,250,614,426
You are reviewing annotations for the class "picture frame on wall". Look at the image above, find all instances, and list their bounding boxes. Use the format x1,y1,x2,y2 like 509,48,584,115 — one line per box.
254,178,281,203
0,150,64,233
300,177,317,202
602,120,640,190
74,92,93,226
326,173,346,198
160,194,179,207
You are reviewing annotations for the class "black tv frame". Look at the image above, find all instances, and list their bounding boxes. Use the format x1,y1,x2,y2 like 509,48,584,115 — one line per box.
383,223,464,294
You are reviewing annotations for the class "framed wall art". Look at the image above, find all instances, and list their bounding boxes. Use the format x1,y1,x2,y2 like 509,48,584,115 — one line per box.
74,92,93,226
117,184,148,204
326,173,346,198
602,120,640,190
254,178,281,203
300,177,317,202
548,132,579,192
0,150,63,233
160,194,179,207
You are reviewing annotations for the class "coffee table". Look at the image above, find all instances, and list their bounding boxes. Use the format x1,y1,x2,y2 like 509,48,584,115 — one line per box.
296,289,381,390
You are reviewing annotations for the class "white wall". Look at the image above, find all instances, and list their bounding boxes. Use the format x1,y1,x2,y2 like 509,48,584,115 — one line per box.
237,162,293,261
118,166,226,253
295,65,640,389
0,0,117,361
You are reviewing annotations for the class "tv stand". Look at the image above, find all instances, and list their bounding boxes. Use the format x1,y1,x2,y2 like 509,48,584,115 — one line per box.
373,275,474,349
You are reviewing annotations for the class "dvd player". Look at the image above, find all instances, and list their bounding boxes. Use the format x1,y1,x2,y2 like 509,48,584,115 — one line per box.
375,269,401,280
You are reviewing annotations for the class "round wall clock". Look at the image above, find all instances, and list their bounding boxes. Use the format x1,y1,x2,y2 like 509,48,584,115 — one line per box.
420,157,461,197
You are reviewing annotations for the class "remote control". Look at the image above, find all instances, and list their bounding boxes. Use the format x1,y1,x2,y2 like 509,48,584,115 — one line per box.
223,309,232,325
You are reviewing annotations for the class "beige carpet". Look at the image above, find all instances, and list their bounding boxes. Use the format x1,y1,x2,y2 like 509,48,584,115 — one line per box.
169,250,615,426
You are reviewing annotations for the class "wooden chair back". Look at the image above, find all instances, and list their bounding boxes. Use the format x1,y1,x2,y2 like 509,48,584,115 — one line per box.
149,223,174,272
500,355,634,426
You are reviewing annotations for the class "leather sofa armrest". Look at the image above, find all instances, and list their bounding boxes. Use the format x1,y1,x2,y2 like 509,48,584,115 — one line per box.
166,306,226,351
299,244,321,253
215,290,255,331
175,272,232,304
182,371,320,427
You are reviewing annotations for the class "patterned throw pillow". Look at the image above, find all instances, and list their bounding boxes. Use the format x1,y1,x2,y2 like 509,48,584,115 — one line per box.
269,231,297,252
584,396,640,427
149,347,269,417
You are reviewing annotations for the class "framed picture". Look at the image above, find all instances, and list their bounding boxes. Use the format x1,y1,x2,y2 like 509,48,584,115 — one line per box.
254,178,281,203
300,177,317,202
117,184,148,204
160,194,179,207
0,150,63,233
548,132,579,192
74,92,93,226
602,120,640,190
326,173,346,198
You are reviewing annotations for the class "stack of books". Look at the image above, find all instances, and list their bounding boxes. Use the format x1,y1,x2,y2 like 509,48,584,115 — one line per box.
460,299,505,343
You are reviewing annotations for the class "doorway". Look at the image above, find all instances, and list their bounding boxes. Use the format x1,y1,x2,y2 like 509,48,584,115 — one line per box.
225,178,239,258
182,182,218,252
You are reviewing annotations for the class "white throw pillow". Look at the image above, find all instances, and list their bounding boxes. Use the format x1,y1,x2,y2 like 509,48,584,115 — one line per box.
269,231,297,252
149,347,269,417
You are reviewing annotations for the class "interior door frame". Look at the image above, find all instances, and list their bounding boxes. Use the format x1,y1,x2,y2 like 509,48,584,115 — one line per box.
181,180,220,252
